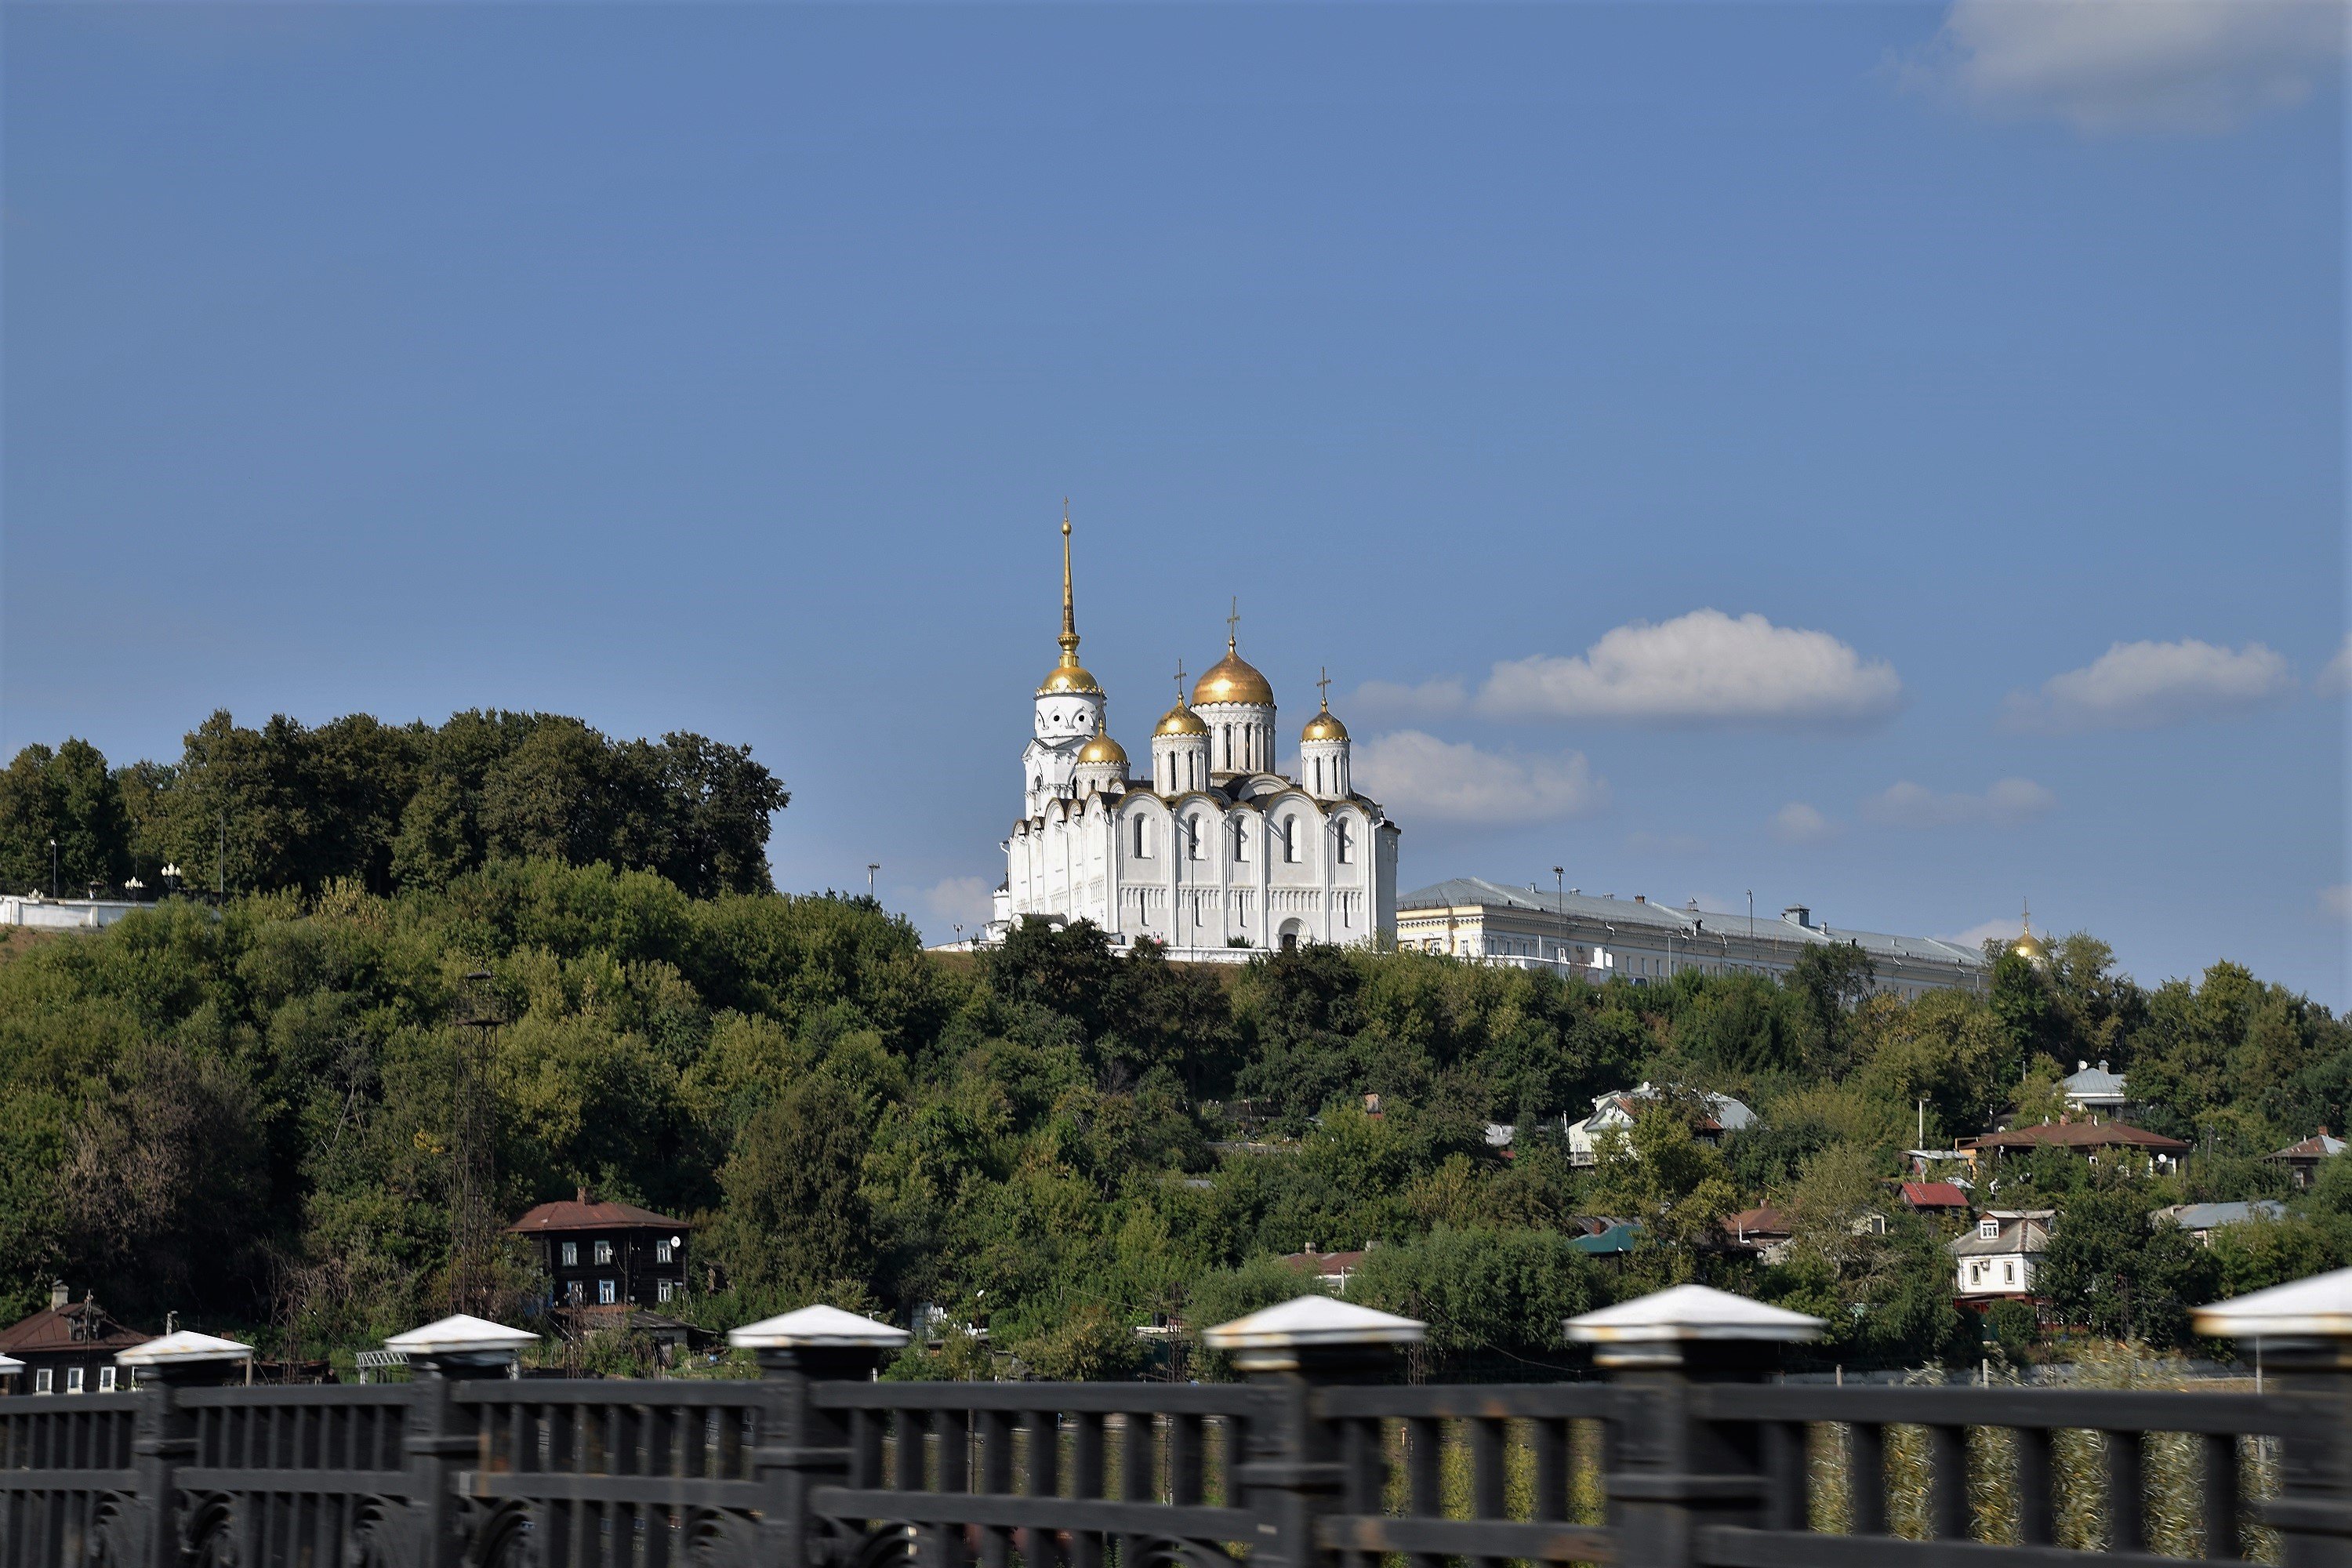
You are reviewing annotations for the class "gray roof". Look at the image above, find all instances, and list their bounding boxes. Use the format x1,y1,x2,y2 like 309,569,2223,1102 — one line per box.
2062,1062,2128,1098
1398,877,1985,967
1948,1217,2052,1258
2155,1201,2287,1232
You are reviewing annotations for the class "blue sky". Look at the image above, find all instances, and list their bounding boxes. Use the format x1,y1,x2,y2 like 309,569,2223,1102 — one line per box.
4,3,2344,1001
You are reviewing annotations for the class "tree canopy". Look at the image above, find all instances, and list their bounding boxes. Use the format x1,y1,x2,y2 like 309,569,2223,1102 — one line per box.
2,858,2347,1378
0,711,787,901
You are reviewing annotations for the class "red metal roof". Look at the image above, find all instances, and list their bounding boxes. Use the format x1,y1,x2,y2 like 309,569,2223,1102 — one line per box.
507,1192,693,1235
1900,1181,1971,1209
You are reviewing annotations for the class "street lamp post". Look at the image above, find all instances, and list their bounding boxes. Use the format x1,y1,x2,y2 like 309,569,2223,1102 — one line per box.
49,840,58,898
866,863,880,899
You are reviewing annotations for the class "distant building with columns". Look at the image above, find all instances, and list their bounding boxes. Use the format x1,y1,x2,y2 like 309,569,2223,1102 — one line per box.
1395,877,1988,1000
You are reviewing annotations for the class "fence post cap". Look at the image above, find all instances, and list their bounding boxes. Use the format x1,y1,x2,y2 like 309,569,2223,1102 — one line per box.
1566,1283,1824,1347
385,1313,538,1361
1201,1294,1426,1352
729,1304,911,1350
2194,1265,2352,1339
114,1330,255,1370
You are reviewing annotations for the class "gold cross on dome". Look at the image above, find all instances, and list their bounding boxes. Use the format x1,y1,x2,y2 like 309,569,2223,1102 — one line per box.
1316,667,1331,709
1174,660,1188,702
1226,597,1240,649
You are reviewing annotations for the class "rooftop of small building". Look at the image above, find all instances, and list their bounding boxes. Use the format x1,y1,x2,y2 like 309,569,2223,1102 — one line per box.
1969,1119,2190,1153
0,1288,151,1356
508,1189,695,1235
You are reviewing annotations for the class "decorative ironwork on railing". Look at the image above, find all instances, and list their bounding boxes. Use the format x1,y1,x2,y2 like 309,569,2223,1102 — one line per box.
2,1272,2348,1568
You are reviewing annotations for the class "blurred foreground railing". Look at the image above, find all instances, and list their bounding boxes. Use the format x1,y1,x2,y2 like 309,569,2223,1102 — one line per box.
2,1276,2347,1568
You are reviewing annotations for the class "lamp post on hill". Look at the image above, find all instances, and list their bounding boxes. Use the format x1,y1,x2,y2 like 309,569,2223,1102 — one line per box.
49,839,57,898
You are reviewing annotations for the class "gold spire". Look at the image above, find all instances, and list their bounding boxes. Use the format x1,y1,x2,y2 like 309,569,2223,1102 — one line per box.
1058,499,1079,661
1226,597,1240,654
1037,500,1102,695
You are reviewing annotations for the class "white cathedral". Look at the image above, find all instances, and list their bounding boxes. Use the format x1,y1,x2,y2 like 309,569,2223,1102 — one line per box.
985,515,1400,954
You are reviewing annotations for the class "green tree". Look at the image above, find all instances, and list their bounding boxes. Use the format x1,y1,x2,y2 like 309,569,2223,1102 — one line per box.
2039,1185,2217,1347
710,1072,875,1298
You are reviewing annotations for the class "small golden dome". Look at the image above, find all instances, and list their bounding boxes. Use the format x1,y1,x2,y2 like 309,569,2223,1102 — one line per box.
1076,724,1128,767
2009,900,2047,964
1156,702,1208,738
1192,641,1275,707
1038,659,1102,696
1301,709,1348,742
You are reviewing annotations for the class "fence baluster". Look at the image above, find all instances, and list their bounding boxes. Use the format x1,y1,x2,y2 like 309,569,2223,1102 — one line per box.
2017,1425,2056,1545
1849,1422,1886,1537
2107,1429,2147,1555
1168,1414,1203,1508
1072,1410,1106,1568
1404,1416,1443,1568
1026,1410,1064,1568
977,1409,1014,1568
2203,1432,2243,1560
1532,1416,1569,1525
1760,1421,1805,1533
1926,1424,1969,1541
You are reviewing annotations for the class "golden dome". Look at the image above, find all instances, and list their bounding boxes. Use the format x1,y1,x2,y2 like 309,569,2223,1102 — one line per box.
1076,728,1128,767
2009,900,2048,964
1301,707,1348,742
1038,659,1102,696
1156,702,1208,738
1192,640,1275,707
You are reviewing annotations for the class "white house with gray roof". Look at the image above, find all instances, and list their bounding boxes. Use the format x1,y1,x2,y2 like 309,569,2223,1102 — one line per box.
1395,877,1988,1000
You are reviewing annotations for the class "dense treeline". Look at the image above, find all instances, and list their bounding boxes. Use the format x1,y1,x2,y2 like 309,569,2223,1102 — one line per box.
2,860,2347,1379
0,712,787,901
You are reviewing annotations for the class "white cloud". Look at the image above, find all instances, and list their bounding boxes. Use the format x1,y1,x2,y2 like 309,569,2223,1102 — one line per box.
1864,777,2058,829
2323,884,2352,921
1944,916,2026,949
2009,637,2293,729
1353,731,1608,825
1905,0,2345,134
2318,633,2352,698
1475,610,1902,727
1354,677,1468,718
919,876,993,931
1772,802,1838,844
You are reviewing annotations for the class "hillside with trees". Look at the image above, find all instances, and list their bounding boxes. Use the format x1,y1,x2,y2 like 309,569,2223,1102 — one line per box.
0,710,788,902
2,841,2347,1379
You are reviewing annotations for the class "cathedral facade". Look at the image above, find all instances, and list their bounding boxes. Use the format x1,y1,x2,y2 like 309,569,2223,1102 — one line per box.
989,516,1399,953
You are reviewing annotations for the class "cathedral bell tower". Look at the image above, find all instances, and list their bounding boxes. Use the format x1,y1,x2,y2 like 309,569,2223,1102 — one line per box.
1023,505,1105,815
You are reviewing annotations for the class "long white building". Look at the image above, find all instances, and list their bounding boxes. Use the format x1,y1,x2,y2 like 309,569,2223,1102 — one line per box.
1396,877,1988,1000
988,514,1400,956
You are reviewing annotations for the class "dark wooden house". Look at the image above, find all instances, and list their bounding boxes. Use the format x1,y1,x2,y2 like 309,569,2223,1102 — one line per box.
508,1190,694,1312
0,1283,151,1395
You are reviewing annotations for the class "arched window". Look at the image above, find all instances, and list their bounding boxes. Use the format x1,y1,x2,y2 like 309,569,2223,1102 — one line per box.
1334,819,1352,864
1281,818,1298,862
1134,816,1150,857
1232,819,1247,862
1185,818,1202,861
1312,757,1323,793
1220,725,1232,771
